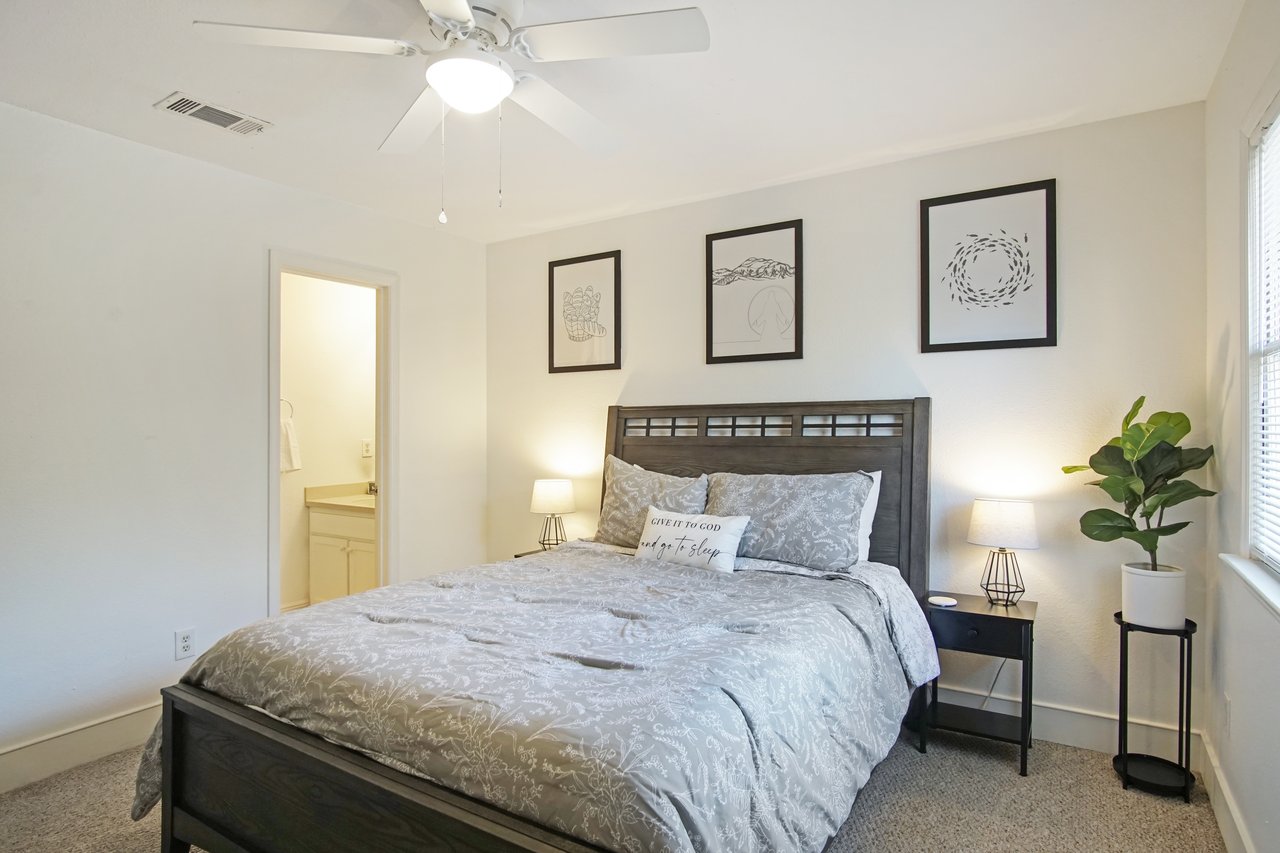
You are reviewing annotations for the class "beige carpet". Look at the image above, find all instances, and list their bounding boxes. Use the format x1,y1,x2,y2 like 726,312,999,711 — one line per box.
0,732,1224,852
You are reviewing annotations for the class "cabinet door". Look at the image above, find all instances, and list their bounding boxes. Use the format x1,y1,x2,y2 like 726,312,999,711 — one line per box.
310,535,350,604
347,539,379,595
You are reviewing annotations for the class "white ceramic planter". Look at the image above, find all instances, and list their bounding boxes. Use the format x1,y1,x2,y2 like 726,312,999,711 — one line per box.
1120,562,1186,629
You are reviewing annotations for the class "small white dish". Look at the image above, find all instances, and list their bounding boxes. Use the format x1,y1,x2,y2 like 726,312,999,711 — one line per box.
927,595,958,607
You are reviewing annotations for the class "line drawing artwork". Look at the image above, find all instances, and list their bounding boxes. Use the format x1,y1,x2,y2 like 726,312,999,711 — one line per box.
920,179,1055,352
711,257,796,343
548,249,621,373
944,229,1034,310
562,285,607,341
706,219,803,363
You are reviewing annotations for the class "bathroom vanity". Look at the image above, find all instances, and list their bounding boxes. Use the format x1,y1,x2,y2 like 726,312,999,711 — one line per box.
304,484,378,604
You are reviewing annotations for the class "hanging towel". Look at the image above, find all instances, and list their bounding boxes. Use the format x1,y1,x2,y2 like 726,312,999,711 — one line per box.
280,415,302,472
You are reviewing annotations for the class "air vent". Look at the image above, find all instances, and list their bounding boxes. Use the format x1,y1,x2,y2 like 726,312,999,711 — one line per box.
154,92,272,136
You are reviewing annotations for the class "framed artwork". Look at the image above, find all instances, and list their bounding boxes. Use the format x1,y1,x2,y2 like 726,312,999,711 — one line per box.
920,179,1057,353
548,250,621,373
706,219,803,364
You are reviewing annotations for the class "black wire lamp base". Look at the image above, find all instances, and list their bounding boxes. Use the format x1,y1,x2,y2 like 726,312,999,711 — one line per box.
538,514,567,549
980,547,1025,606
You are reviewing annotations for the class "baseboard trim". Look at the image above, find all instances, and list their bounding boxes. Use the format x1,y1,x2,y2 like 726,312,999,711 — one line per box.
281,598,310,612
0,702,161,794
935,684,1205,768
1201,734,1255,853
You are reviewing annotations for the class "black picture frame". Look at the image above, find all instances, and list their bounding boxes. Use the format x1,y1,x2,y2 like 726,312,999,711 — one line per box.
920,179,1057,353
706,219,803,364
548,250,621,373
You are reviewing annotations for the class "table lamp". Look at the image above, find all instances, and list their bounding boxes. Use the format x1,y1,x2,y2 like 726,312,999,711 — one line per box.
967,498,1039,606
530,479,575,549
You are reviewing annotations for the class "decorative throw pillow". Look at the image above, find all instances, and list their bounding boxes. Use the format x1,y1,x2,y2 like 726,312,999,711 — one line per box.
594,455,710,548
705,471,875,572
859,470,882,562
635,508,750,573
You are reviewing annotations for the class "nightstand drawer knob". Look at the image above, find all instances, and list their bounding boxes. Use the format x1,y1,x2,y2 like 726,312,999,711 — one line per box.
967,628,979,639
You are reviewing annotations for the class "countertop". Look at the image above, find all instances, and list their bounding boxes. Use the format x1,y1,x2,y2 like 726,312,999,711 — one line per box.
304,483,376,515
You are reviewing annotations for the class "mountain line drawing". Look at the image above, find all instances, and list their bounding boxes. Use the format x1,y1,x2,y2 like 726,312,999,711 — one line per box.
711,257,796,288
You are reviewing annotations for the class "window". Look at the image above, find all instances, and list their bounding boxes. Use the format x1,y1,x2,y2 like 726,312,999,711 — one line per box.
1249,117,1280,572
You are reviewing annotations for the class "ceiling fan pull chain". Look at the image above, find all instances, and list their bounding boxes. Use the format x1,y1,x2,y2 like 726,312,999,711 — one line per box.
497,102,504,209
438,103,448,225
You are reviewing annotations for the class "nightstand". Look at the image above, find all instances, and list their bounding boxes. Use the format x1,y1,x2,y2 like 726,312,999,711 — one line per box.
513,549,544,558
919,591,1037,775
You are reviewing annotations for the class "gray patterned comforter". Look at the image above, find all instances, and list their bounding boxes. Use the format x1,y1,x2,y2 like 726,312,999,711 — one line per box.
133,541,938,852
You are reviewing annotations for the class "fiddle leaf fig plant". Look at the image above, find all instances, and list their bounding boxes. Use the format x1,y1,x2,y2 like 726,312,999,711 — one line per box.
1062,396,1215,570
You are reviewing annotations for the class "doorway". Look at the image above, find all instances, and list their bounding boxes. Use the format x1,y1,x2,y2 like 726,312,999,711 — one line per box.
268,252,396,616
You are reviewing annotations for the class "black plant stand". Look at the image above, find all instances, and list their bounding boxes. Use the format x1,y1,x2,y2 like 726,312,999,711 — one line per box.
1113,612,1196,802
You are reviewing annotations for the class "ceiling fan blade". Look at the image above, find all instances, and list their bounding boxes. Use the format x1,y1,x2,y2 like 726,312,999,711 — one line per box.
510,7,709,62
194,21,421,57
380,87,448,154
418,0,474,28
508,75,615,153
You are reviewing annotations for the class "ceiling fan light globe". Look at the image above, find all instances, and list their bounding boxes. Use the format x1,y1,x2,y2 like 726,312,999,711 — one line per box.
425,46,514,114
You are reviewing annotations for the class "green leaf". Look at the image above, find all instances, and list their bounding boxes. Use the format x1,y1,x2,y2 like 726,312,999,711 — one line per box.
1088,444,1131,477
1121,397,1146,431
1147,411,1191,446
1120,528,1160,554
1096,475,1145,503
1142,480,1217,516
1136,442,1181,486
1148,521,1192,537
1177,445,1215,473
1079,508,1136,542
1120,422,1178,462
1062,464,1091,474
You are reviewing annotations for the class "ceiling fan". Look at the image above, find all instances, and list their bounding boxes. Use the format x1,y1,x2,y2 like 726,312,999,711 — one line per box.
194,1,710,154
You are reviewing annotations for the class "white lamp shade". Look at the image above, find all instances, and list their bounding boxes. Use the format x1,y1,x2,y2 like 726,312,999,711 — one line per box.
967,498,1039,549
530,479,575,515
425,44,514,114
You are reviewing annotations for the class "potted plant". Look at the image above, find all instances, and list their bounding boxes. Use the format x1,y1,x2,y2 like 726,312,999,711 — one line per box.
1062,397,1215,629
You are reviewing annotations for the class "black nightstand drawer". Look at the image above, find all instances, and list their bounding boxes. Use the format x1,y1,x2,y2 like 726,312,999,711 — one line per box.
931,611,1024,658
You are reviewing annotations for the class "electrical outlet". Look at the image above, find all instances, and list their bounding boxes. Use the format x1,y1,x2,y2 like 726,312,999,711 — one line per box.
175,628,195,660
360,439,373,458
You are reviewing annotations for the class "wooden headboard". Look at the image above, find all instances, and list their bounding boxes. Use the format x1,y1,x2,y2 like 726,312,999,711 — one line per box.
604,398,931,600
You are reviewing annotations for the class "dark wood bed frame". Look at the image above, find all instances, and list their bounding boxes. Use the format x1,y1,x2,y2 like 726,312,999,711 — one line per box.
161,398,931,853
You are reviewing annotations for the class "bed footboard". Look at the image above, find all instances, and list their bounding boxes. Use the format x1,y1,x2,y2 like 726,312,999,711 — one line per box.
160,684,604,853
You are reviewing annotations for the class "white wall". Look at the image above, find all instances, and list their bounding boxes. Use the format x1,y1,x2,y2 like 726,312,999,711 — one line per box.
0,102,487,788
487,104,1208,752
280,273,378,609
1204,0,1280,849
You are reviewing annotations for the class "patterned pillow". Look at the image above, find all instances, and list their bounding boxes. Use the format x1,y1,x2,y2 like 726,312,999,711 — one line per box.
594,455,710,548
635,508,751,573
705,471,875,572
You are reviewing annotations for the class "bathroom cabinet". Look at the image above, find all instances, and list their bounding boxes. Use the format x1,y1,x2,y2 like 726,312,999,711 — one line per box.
308,505,377,604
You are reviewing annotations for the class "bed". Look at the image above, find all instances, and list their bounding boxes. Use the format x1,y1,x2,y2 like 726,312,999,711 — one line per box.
137,398,934,853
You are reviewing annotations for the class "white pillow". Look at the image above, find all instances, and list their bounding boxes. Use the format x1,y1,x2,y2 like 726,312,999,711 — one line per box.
635,507,750,573
859,470,882,562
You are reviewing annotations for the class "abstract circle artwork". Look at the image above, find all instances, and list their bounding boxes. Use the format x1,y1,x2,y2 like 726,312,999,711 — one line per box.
944,230,1034,311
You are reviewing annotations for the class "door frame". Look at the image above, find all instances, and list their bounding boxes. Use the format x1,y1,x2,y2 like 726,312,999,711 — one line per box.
267,250,399,616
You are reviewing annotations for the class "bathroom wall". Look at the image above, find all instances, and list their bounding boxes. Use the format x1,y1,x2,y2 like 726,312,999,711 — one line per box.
279,273,378,610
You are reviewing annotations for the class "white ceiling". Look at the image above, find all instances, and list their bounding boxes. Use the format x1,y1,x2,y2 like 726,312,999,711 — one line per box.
0,1,1243,244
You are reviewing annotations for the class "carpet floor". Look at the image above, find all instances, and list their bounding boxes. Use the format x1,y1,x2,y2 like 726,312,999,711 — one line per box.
0,731,1224,852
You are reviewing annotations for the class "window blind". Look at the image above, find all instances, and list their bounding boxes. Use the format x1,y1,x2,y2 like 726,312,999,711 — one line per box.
1250,122,1280,573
